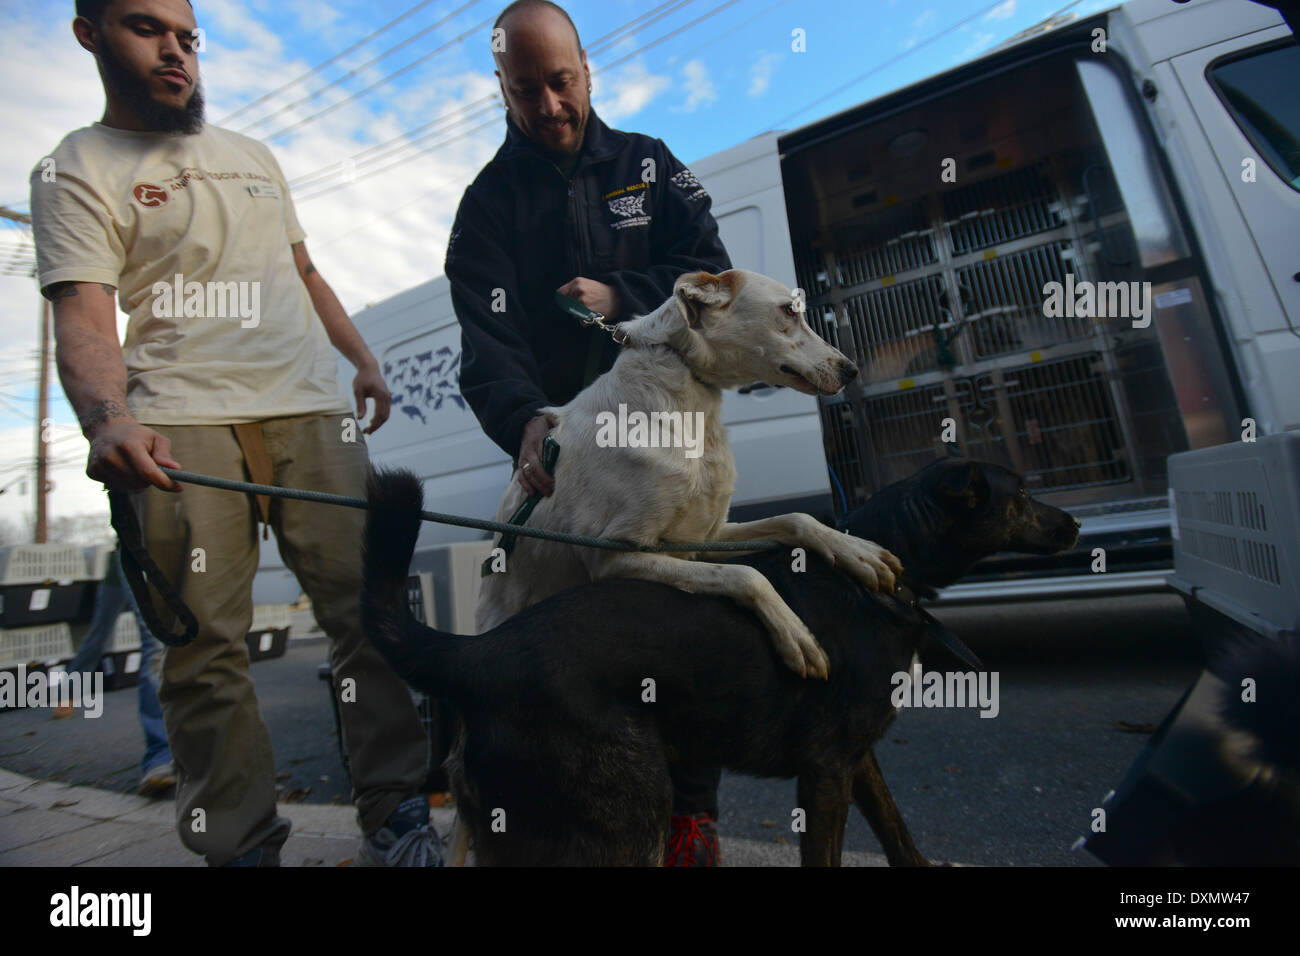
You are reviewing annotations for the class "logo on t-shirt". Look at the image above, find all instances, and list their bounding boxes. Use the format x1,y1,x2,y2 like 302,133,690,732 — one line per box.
132,183,169,207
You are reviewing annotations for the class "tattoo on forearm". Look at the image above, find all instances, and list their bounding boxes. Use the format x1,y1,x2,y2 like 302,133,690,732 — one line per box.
43,282,116,301
304,261,317,276
80,398,131,436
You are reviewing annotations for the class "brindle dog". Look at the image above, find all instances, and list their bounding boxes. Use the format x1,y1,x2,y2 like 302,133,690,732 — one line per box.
361,459,1079,865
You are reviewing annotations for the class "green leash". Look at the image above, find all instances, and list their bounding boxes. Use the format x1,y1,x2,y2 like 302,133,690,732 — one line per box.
482,434,562,576
556,290,625,387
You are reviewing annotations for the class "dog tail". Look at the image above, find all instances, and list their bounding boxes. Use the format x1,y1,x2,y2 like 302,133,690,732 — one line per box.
1215,635,1300,772
361,467,472,702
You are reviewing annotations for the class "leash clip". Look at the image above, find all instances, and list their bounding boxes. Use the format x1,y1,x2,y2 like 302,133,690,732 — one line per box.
557,291,628,345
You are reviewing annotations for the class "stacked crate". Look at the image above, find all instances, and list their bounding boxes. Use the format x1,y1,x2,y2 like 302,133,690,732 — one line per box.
0,544,90,710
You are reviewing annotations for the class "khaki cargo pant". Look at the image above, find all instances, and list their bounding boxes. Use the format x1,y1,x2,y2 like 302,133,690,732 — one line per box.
132,412,426,865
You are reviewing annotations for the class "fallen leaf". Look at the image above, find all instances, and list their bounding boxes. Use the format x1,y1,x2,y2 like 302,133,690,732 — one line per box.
282,787,312,803
760,819,777,828
773,835,788,845
944,766,963,775
50,799,79,808
302,858,323,867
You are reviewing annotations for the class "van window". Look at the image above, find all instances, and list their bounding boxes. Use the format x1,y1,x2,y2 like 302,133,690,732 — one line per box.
1209,41,1300,191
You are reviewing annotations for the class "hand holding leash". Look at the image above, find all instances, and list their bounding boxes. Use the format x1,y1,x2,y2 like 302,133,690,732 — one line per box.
518,412,558,496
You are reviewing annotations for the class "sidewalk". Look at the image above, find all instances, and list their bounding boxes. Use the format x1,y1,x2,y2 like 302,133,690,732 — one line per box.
0,767,894,866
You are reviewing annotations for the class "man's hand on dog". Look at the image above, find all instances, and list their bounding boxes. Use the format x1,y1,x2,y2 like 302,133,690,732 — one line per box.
518,412,559,496
557,277,621,320
87,420,183,493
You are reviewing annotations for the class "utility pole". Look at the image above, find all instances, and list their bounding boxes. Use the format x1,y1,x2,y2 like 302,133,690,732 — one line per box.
36,296,50,543
1,205,47,543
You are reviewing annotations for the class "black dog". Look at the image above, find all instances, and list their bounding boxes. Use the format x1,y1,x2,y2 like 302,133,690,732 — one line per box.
361,458,1079,865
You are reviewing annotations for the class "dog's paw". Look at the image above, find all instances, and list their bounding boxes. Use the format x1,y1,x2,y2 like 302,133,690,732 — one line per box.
824,535,901,593
771,616,830,680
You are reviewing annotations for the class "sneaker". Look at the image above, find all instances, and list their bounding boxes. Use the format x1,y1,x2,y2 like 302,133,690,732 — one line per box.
664,812,721,867
356,795,445,867
220,844,281,867
138,761,177,797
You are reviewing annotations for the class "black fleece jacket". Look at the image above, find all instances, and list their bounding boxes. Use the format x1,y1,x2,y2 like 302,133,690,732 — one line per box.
445,110,731,458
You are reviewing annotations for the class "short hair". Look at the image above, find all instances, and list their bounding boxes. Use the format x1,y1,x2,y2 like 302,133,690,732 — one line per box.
494,0,583,58
76,0,193,25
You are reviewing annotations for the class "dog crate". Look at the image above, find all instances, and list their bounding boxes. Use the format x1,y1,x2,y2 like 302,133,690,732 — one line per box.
0,544,96,629
245,604,292,662
0,621,75,670
1167,433,1300,642
783,47,1241,532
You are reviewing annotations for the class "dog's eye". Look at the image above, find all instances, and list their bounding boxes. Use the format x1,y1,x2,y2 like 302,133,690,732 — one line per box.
783,304,799,317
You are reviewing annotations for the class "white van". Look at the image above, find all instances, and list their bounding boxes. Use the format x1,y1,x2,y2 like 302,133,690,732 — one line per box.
255,0,1298,618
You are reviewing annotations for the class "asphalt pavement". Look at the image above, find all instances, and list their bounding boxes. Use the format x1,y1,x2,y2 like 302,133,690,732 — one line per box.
0,593,1201,866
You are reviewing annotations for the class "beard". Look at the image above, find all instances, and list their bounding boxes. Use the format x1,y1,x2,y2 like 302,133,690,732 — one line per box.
97,34,205,134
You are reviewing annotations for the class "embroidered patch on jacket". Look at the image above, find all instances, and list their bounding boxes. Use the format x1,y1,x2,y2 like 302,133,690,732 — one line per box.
670,168,708,201
607,192,651,230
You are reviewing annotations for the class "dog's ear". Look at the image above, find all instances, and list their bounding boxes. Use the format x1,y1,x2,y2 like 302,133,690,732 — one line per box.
674,271,737,329
935,460,986,509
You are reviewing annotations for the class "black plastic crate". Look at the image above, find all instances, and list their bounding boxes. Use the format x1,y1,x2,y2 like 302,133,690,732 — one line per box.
100,649,142,691
244,626,289,662
0,581,96,628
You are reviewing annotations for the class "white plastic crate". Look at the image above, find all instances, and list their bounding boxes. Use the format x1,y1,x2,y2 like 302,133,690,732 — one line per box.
0,622,75,669
251,604,292,630
109,612,142,653
1168,433,1300,640
0,544,88,585
82,543,115,581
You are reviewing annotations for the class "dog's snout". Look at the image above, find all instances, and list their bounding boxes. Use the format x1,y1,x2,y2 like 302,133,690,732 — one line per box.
838,362,859,385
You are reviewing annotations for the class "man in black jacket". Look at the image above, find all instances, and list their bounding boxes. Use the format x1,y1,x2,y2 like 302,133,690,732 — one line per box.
445,0,731,865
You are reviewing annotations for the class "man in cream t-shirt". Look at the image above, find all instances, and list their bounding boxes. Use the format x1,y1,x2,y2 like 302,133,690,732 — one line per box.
31,0,441,866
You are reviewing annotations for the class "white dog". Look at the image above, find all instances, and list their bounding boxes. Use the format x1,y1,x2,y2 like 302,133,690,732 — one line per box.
476,269,901,679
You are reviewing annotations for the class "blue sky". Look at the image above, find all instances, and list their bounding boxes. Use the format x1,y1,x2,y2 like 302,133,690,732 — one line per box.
0,0,1111,530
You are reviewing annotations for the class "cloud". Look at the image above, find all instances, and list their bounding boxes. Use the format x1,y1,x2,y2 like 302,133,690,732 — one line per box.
748,52,782,98
913,10,938,30
962,31,997,58
985,1,1017,21
679,60,716,112
591,60,671,123
0,2,508,528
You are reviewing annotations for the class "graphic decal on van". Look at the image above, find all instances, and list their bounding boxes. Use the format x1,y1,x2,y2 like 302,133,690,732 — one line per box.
382,345,466,425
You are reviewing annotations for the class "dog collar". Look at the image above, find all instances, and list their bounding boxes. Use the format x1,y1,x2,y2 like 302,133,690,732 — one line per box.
556,291,713,387
891,584,984,671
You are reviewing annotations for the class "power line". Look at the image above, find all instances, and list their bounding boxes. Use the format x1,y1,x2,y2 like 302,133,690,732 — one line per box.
295,0,749,203
260,10,497,142
217,0,450,126
285,0,696,193
239,0,486,135
764,0,1023,132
